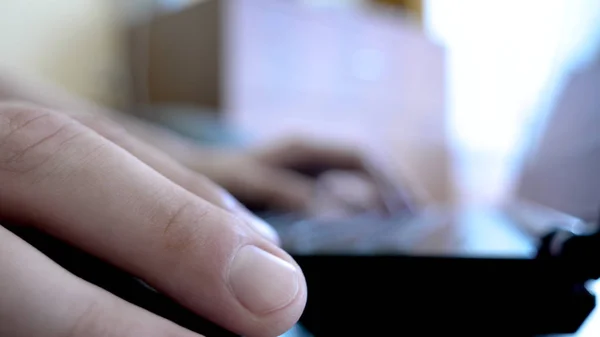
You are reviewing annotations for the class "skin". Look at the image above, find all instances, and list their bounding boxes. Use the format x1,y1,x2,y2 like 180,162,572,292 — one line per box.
0,102,306,337
0,71,411,337
0,70,411,215
187,139,398,213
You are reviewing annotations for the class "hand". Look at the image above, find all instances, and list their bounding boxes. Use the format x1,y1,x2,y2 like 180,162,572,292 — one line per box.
0,103,306,337
188,138,414,215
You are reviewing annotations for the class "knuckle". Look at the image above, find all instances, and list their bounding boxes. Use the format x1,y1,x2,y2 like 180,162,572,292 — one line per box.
0,104,83,174
156,198,244,258
158,201,213,253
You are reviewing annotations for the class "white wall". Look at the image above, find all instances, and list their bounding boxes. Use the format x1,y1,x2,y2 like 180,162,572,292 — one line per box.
423,0,600,205
0,0,129,108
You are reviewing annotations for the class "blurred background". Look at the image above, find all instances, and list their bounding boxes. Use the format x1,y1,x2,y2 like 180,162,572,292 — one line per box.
3,0,600,335
2,0,600,216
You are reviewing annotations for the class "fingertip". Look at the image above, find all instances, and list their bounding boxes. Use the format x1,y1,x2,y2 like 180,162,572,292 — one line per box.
240,246,308,337
229,246,299,314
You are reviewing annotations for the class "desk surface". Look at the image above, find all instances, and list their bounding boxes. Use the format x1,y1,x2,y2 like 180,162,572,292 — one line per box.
413,205,600,337
278,205,600,336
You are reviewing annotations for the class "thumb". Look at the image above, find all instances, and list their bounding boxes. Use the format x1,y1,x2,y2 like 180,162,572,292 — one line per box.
0,103,306,337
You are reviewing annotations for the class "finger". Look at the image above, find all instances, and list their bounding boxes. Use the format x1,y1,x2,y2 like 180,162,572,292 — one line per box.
68,113,229,208
365,156,420,214
218,188,281,245
0,226,200,337
318,171,382,212
0,104,306,337
255,138,416,214
219,162,316,213
70,112,280,244
253,137,366,171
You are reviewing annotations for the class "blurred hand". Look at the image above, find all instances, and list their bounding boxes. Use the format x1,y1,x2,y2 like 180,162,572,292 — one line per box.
0,70,412,219
188,138,413,215
0,103,306,337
